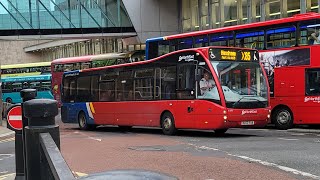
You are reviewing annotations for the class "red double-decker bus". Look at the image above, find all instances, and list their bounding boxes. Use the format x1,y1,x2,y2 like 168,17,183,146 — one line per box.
51,51,144,106
61,47,271,135
146,12,320,129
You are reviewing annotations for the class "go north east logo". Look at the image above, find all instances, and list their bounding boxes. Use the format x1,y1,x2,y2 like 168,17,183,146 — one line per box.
242,110,258,115
304,96,320,103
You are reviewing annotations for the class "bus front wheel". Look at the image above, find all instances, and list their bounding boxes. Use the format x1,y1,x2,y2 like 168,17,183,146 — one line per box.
161,112,177,135
273,108,293,130
78,112,95,130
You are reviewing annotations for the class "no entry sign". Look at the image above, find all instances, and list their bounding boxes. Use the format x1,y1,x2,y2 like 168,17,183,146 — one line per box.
7,106,22,131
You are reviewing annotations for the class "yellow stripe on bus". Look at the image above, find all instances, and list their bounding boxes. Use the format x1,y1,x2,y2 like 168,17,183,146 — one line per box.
1,72,42,78
89,102,95,114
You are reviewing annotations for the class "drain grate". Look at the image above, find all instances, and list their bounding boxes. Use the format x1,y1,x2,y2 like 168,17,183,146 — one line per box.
128,146,166,151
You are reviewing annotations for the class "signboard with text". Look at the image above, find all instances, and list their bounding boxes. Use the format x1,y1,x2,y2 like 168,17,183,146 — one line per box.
209,48,259,62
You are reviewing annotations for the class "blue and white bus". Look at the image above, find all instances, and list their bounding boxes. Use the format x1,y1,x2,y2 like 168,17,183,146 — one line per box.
1,75,54,103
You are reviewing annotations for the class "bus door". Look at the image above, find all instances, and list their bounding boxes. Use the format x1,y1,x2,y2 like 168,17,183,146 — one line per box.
174,64,196,128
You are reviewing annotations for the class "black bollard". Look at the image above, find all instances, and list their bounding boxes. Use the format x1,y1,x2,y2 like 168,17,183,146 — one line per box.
15,89,37,180
23,99,59,180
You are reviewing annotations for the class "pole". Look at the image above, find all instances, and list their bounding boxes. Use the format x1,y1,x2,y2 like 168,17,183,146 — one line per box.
23,99,59,180
17,89,37,180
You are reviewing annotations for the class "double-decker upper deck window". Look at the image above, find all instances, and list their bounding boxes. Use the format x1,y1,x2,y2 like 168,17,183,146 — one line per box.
210,32,234,47
236,31,264,49
158,41,170,56
300,20,320,45
267,26,296,49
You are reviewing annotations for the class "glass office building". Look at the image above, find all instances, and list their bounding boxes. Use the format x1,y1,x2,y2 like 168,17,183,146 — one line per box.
181,0,320,32
0,0,132,30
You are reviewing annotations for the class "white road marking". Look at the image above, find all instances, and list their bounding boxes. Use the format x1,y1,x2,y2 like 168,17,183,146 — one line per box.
188,143,320,179
290,133,306,136
278,138,299,141
0,173,15,180
88,136,102,142
0,138,15,144
230,155,320,180
0,132,14,138
0,154,14,161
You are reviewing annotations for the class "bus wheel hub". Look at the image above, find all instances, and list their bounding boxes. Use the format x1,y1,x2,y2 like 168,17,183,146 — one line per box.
163,118,172,129
278,111,290,124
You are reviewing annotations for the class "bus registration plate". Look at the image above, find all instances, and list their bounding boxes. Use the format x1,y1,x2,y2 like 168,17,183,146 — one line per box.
241,121,255,125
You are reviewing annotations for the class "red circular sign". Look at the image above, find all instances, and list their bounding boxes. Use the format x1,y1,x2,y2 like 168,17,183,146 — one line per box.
7,106,22,131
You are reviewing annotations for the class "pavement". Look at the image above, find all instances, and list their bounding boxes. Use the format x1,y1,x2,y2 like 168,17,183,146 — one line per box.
0,120,14,138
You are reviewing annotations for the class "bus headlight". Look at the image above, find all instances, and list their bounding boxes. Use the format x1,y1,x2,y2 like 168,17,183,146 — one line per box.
223,115,227,120
267,114,270,119
223,110,227,114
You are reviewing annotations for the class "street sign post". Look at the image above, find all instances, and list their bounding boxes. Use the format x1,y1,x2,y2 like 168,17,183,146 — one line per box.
7,106,22,131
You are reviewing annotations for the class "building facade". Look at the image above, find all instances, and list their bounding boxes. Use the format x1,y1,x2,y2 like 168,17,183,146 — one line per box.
1,0,320,65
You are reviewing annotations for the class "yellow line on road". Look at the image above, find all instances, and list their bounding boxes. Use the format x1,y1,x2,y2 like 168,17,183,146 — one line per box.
0,138,15,144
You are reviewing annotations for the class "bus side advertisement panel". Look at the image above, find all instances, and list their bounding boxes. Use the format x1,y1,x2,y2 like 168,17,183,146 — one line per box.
259,48,310,96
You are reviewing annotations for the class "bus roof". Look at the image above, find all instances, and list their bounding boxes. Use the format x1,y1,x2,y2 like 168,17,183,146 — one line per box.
147,12,320,42
1,74,51,83
64,46,257,75
1,62,51,69
52,52,137,65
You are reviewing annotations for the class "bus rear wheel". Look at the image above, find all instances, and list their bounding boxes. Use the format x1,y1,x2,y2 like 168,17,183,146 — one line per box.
78,112,95,130
161,112,177,135
6,98,12,104
273,108,293,130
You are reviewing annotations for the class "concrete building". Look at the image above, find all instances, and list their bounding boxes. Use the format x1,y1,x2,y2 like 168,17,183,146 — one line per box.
0,0,319,65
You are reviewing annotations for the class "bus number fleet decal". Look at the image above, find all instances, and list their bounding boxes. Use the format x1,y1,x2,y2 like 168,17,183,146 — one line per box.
304,97,320,103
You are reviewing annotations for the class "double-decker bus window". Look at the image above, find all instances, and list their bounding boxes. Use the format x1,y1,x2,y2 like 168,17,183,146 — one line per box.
158,41,170,56
161,66,176,100
63,64,74,71
63,77,76,103
305,68,320,95
236,31,264,49
299,20,320,45
134,69,154,100
81,62,91,70
169,40,178,52
76,76,91,102
209,32,234,47
177,64,195,100
178,38,193,50
194,35,209,48
267,26,296,49
117,71,134,101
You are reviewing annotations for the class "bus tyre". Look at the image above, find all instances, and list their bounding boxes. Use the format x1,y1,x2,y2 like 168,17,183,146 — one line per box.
118,126,132,131
161,112,177,135
6,98,12,104
274,108,293,130
214,129,228,135
78,112,95,130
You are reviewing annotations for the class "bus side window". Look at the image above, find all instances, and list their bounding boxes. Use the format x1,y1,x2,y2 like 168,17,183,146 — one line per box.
177,64,195,99
266,26,296,49
306,68,320,95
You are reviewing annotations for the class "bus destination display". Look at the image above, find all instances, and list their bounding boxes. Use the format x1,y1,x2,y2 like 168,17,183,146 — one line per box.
209,48,258,62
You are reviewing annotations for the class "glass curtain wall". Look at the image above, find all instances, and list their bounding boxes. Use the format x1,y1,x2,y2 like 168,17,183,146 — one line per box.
0,0,132,30
181,0,320,32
